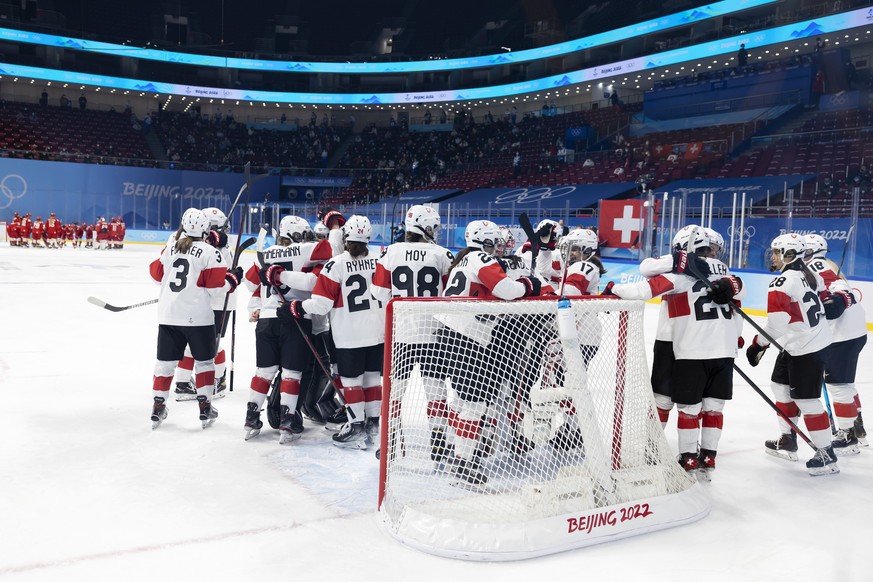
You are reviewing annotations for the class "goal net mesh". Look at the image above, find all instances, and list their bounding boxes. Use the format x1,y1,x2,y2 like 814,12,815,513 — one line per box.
377,297,706,559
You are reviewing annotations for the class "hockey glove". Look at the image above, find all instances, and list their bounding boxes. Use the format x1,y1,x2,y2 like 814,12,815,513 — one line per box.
276,300,306,325
319,208,346,229
745,335,769,367
519,276,542,297
259,264,285,287
671,251,711,278
225,266,243,292
206,230,228,248
737,336,745,349
601,281,616,296
821,289,854,320
709,276,742,304
537,224,558,250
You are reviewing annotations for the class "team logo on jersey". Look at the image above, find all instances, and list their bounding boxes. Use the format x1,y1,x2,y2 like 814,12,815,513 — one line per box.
0,174,27,210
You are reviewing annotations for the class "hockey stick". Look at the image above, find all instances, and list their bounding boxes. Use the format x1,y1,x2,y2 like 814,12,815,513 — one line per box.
836,222,855,278
518,212,540,278
230,309,237,393
87,296,157,312
255,251,356,420
731,364,818,452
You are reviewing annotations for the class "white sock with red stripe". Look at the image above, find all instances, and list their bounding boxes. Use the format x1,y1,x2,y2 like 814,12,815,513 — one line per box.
249,373,272,407
700,397,725,452
654,393,672,430
214,349,226,381
676,402,702,455
828,383,858,430
449,401,487,461
797,398,833,449
771,382,801,434
279,370,303,411
193,360,216,399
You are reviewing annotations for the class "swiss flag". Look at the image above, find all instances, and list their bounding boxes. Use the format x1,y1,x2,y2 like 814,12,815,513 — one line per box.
684,142,704,160
652,144,671,158
598,200,645,249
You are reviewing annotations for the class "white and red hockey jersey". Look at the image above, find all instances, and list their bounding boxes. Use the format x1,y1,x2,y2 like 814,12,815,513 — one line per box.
244,239,333,319
443,251,530,300
805,257,866,343
303,251,385,349
563,259,602,296
149,240,230,326
760,265,831,355
611,258,743,360
210,244,236,311
515,243,563,284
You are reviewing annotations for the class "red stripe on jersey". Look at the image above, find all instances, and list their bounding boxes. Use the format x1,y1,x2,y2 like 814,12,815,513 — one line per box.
477,260,509,292
565,273,589,294
311,239,333,261
311,264,324,277
701,411,724,429
149,258,164,282
818,267,839,288
803,412,831,432
665,293,691,318
648,275,675,298
448,410,482,439
469,282,492,297
245,264,260,285
768,290,803,323
677,412,700,429
372,262,391,290
313,274,343,307
198,266,228,288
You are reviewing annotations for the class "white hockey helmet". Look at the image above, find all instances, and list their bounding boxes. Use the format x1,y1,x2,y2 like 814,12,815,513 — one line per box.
705,227,725,259
561,228,599,261
671,224,710,254
498,226,516,256
464,220,502,252
768,233,806,271
804,233,828,260
405,204,440,241
181,207,210,238
343,215,372,243
313,222,329,240
278,215,311,243
202,207,228,231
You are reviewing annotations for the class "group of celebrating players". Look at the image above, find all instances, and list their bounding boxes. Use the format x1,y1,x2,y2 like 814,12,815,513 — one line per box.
146,202,866,485
7,211,125,249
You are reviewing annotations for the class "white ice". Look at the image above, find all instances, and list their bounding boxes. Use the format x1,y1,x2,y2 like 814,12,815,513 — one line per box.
1,244,871,582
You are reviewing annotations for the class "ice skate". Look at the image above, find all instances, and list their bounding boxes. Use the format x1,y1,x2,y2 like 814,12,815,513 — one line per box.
323,407,349,432
854,413,868,447
174,380,197,402
678,452,699,473
697,449,717,482
430,428,454,464
244,402,263,441
548,422,584,452
151,396,167,430
831,428,860,456
332,421,368,449
212,373,227,400
278,406,304,445
764,431,798,461
451,457,487,486
197,395,218,429
365,417,379,445
806,445,839,476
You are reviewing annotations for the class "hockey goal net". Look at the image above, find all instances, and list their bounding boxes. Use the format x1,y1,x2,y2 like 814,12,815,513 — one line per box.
377,296,709,560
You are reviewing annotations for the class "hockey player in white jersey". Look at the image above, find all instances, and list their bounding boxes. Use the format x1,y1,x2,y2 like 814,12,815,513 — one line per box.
515,218,564,285
440,220,544,485
372,205,454,461
173,207,235,401
279,215,385,450
747,233,837,475
242,215,335,443
803,233,867,450
148,208,243,429
606,226,744,479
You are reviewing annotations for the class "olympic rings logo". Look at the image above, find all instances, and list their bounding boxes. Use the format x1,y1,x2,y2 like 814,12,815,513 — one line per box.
727,225,755,241
494,186,577,205
0,174,27,210
141,232,157,241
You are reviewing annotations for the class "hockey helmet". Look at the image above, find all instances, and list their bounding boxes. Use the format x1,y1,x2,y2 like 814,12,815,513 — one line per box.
36,216,42,221
671,225,710,255
25,212,31,217
278,215,311,243
464,220,502,252
313,222,329,240
498,226,516,257
343,215,372,243
202,207,228,231
50,212,56,217
561,228,599,262
767,233,806,271
180,207,210,238
704,227,725,259
404,205,440,241
803,233,828,261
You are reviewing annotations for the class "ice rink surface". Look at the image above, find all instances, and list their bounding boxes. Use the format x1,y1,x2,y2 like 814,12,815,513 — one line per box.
1,244,871,581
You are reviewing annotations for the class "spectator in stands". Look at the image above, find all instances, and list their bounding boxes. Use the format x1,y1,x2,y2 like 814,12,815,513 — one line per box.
819,175,837,199
549,102,557,116
583,158,595,168
511,106,518,124
812,71,825,108
60,94,70,108
439,109,447,124
310,111,317,127
424,109,432,124
814,37,825,54
280,112,287,125
513,152,521,177
542,102,549,117
39,89,48,107
737,44,749,67
611,90,620,108
845,61,858,89
79,93,87,110
124,100,132,115
857,164,870,185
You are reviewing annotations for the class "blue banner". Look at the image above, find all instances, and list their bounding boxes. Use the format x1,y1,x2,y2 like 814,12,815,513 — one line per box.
0,158,277,229
655,175,815,207
440,184,638,212
281,175,353,187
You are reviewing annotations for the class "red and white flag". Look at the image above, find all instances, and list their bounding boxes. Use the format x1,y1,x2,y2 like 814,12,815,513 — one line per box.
598,200,645,249
684,142,704,160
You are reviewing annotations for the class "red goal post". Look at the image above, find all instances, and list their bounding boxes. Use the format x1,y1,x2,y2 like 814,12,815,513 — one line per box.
377,295,709,561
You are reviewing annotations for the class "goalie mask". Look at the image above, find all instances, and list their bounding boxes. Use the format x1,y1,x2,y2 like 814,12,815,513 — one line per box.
803,233,828,261
464,220,503,254
560,229,598,264
767,233,806,272
343,215,372,243
202,207,228,232
405,205,440,241
278,215,311,243
180,207,210,238
498,226,516,257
